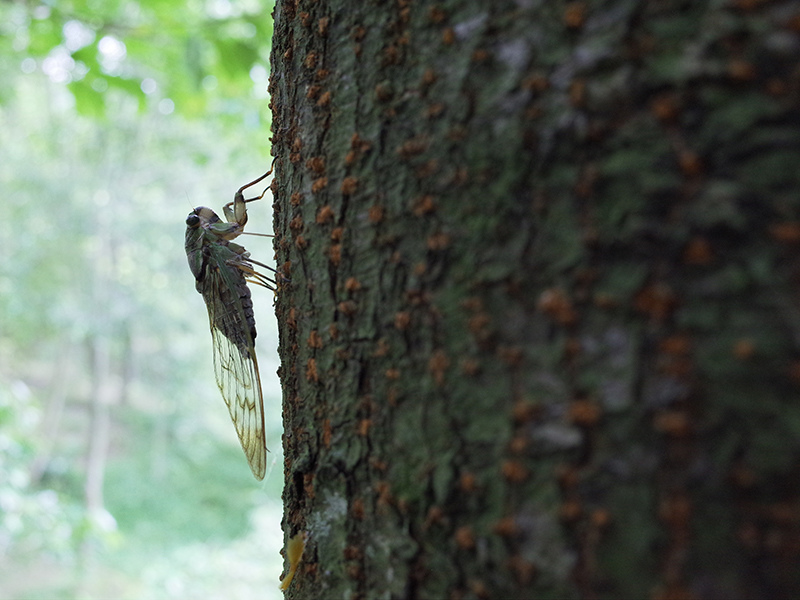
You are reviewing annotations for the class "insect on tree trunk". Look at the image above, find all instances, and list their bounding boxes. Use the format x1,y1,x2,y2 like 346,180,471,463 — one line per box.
269,0,800,598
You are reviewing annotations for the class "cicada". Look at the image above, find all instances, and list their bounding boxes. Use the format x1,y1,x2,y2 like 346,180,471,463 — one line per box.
185,170,277,480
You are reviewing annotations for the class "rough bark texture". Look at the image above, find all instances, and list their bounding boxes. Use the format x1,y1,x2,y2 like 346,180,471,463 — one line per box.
269,1,800,598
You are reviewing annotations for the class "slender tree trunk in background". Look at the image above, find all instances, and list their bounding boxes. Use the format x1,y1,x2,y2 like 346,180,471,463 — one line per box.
270,1,800,597
85,335,112,521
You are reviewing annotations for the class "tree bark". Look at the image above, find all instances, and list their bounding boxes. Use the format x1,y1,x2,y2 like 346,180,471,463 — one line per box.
269,1,800,598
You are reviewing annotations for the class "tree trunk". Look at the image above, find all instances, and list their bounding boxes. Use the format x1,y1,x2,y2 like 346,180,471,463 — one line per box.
269,1,800,598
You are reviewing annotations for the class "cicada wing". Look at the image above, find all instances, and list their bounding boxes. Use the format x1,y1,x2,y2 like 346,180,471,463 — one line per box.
203,263,267,480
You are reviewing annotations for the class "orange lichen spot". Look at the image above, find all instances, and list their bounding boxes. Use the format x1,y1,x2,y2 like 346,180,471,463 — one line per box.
683,236,713,265
306,84,321,100
770,222,800,243
316,91,332,106
429,349,450,387
304,51,318,69
295,235,308,250
468,579,490,600
279,532,306,591
427,232,451,250
375,480,394,507
678,150,703,178
368,204,385,224
416,160,441,181
306,156,325,174
290,192,303,206
498,345,524,367
372,338,390,357
634,282,676,321
343,545,363,561
287,307,297,329
283,47,293,61
290,152,302,164
327,244,341,266
728,59,756,81
765,78,786,96
351,132,372,152
501,460,529,483
412,261,427,276
292,136,303,152
328,322,339,340
357,418,371,437
454,526,476,550
316,205,334,225
468,312,492,341
568,399,602,427
650,93,680,123
559,499,583,523
299,11,311,27
289,214,304,233
459,471,478,493
312,177,328,193
440,26,456,44
732,0,767,9
568,79,586,107
492,517,518,538
556,465,580,489
341,176,359,196
351,497,365,520
564,2,587,29
428,5,446,24
421,68,437,87
322,418,332,448
460,358,481,376
344,277,362,293
733,338,755,360
512,400,539,424
471,48,489,63
508,435,528,454
374,82,393,102
508,555,537,585
658,494,692,528
351,25,366,42
461,296,483,312
659,334,692,356
306,358,319,383
370,457,388,472
317,16,330,36
423,505,445,530
385,368,401,380
307,330,323,349
425,102,445,119
330,227,344,242
563,336,581,361
394,311,411,330
338,300,357,315
346,563,363,581
412,194,436,216
397,135,429,159
590,508,612,530
653,410,692,437
303,472,315,499
537,288,578,326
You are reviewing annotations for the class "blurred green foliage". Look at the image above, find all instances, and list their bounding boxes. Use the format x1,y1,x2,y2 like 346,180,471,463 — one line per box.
0,1,283,598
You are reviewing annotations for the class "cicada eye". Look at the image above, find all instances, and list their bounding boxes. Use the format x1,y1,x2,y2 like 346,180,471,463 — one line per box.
186,213,201,227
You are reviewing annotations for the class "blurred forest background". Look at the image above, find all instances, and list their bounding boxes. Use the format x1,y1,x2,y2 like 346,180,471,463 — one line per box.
0,1,284,598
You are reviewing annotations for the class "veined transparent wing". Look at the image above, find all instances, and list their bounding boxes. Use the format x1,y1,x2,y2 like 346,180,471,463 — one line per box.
202,248,267,480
